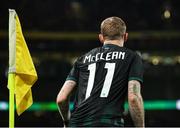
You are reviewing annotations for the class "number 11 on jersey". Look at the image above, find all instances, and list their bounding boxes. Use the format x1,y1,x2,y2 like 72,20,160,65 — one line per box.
85,63,116,99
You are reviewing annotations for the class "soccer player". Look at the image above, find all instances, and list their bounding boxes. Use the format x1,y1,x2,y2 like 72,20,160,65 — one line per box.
56,16,145,127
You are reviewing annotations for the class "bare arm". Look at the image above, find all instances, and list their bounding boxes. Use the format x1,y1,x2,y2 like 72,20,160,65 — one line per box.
128,80,145,127
56,80,76,125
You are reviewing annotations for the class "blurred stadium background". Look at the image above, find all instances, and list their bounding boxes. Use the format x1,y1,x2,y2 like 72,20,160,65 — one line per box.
0,0,180,127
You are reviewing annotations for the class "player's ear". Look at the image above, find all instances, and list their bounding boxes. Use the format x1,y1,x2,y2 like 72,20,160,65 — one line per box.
99,34,104,44
124,33,128,42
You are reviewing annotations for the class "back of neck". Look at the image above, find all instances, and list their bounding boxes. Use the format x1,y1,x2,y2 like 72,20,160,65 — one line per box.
104,40,124,47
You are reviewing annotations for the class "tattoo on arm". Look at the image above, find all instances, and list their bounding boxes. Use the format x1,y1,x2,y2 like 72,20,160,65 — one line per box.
128,80,145,127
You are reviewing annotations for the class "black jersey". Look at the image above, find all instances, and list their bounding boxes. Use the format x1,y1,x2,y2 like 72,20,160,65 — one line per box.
66,44,143,127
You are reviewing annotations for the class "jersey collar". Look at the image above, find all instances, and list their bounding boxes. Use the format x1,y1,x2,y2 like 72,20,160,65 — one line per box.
103,44,123,48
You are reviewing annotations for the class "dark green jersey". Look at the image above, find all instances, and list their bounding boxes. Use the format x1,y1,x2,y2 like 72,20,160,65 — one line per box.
66,44,144,127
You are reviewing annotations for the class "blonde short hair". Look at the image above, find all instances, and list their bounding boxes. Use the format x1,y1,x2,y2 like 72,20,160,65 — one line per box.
101,17,126,40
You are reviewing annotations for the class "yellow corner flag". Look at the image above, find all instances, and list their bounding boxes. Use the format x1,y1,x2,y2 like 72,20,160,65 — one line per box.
8,9,38,117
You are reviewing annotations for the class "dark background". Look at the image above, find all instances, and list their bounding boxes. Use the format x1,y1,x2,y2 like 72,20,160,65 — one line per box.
0,0,180,127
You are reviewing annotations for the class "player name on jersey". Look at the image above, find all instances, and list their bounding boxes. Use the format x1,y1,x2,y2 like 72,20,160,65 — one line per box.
84,51,125,63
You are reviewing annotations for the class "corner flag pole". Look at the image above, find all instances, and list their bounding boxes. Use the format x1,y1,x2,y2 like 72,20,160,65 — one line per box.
8,73,15,128
8,9,16,128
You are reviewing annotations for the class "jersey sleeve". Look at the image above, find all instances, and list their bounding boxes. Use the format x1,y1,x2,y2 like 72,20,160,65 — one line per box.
128,53,144,83
66,60,79,82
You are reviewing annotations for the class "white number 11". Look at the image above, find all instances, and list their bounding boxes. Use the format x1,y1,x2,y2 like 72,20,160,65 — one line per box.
85,63,116,99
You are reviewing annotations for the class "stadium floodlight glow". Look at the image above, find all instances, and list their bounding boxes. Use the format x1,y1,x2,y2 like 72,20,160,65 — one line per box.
176,100,180,110
144,100,176,110
164,9,171,19
0,101,8,110
0,100,179,111
151,57,160,65
124,100,177,110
